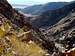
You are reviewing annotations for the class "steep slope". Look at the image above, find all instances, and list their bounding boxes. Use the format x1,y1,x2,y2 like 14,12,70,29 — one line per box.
26,1,75,56
1,0,75,56
0,0,48,56
42,2,75,56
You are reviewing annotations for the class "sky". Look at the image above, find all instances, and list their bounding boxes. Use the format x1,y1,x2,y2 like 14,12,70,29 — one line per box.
7,0,74,5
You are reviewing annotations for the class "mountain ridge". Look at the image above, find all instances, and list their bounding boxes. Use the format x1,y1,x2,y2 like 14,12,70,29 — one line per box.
17,2,68,15
1,0,75,56
26,1,75,28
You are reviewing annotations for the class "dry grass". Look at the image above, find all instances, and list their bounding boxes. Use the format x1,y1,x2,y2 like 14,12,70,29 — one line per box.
0,20,48,56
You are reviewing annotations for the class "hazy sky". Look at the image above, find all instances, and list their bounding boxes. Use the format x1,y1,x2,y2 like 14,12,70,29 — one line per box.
7,0,74,5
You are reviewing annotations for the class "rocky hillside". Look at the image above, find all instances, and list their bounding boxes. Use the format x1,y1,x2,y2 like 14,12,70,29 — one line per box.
25,1,75,56
1,0,75,56
42,2,75,56
0,0,49,56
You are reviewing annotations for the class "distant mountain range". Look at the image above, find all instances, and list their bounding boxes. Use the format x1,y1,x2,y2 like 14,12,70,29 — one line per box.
16,2,75,29
12,4,29,8
16,2,68,15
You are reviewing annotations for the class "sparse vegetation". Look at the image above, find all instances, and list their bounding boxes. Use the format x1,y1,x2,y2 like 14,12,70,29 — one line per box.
0,18,48,56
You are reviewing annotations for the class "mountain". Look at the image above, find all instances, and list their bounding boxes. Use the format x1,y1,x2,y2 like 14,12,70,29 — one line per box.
16,2,70,28
46,8,75,56
24,1,75,55
0,0,49,56
40,1,75,55
19,4,43,15
17,1,75,56
27,1,75,28
16,2,68,15
1,0,75,56
26,1,75,55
